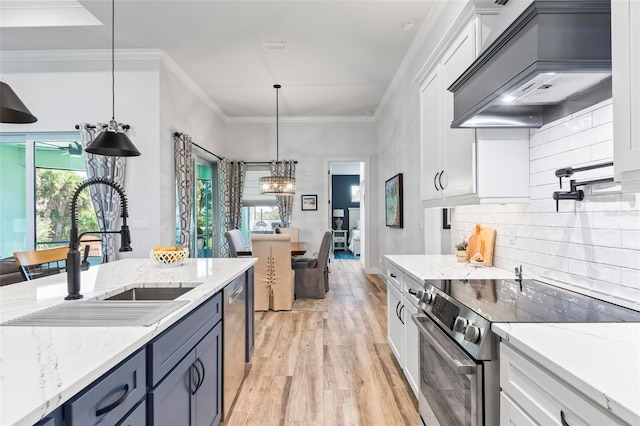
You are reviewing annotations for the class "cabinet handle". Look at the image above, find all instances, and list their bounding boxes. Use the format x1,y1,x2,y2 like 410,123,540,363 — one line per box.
190,363,201,395
408,289,417,296
194,357,206,393
399,304,405,325
560,410,570,426
433,172,440,191
390,273,397,279
95,383,130,417
395,301,401,320
438,170,445,190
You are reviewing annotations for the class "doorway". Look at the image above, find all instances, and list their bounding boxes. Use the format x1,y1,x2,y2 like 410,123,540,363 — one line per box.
328,161,366,266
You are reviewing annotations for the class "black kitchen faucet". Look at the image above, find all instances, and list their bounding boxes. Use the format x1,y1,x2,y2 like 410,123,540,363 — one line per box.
65,177,132,300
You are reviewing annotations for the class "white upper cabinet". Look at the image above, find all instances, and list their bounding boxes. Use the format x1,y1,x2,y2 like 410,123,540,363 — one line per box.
612,0,640,191
420,67,443,201
418,16,529,207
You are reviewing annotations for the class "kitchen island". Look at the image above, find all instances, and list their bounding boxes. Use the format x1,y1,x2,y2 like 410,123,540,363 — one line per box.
0,257,256,426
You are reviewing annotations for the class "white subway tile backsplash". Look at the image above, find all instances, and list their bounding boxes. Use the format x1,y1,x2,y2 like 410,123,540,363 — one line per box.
621,231,640,250
593,246,640,269
449,98,639,304
592,211,640,231
621,268,640,289
531,137,569,160
529,129,549,147
591,140,614,160
567,122,613,150
592,103,613,126
569,259,621,284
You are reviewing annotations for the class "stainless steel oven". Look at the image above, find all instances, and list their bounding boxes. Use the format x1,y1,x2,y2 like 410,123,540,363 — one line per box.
414,315,498,426
412,277,640,426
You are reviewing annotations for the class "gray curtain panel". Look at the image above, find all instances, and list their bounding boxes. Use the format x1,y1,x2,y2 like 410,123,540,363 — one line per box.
270,160,296,227
175,133,194,253
78,123,127,263
218,159,247,257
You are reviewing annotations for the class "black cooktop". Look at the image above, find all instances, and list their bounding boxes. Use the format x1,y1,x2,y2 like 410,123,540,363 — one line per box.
432,279,640,323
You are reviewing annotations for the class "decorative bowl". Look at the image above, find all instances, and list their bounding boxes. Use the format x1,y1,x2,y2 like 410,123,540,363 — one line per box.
150,248,188,266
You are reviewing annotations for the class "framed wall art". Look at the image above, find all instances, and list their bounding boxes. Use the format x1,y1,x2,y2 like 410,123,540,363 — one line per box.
385,173,403,228
301,194,318,211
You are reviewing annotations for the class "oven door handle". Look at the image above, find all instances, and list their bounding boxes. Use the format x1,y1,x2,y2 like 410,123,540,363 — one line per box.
412,314,477,375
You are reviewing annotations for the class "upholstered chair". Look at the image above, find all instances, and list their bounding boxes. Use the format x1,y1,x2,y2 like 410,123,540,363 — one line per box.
292,231,332,298
250,234,295,311
224,229,247,258
278,227,299,242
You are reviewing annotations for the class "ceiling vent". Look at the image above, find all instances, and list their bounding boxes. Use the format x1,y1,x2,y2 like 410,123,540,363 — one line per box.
262,42,287,51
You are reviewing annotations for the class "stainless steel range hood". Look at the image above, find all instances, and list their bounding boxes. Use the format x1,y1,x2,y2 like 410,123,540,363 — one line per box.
448,0,612,128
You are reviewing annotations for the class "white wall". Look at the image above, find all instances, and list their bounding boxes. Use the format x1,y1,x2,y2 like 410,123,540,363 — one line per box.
0,51,225,257
0,54,162,258
224,121,377,270
451,99,640,303
376,2,468,262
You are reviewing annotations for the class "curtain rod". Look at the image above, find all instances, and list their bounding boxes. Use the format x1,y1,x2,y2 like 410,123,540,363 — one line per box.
173,132,296,164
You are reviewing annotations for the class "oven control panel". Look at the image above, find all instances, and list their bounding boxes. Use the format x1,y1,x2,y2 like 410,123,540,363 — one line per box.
431,295,460,330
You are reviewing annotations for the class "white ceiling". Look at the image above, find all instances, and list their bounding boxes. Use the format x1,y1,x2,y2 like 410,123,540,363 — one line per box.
0,0,438,119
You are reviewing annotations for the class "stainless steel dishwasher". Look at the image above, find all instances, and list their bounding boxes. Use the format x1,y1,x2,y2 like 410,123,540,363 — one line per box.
223,275,246,420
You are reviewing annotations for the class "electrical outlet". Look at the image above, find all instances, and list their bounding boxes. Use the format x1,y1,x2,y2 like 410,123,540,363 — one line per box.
505,225,517,245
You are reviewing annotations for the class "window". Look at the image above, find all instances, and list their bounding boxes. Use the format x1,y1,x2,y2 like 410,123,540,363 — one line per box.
0,132,95,259
238,166,281,244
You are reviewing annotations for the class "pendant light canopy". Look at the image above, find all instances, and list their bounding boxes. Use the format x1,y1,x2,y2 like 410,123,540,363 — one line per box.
85,0,140,157
260,84,296,196
0,80,37,124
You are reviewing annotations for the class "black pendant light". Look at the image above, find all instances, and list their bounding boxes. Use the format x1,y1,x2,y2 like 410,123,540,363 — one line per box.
260,84,296,196
0,79,37,123
85,0,141,157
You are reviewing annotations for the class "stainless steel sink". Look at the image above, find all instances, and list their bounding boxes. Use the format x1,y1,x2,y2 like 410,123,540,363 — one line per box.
105,287,193,301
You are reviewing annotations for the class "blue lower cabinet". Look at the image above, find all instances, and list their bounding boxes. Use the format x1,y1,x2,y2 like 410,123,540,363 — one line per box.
149,322,222,426
64,349,146,426
194,321,222,426
117,399,146,426
148,350,196,426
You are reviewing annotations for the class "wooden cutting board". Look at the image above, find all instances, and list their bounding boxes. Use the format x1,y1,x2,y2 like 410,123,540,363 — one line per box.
466,224,496,266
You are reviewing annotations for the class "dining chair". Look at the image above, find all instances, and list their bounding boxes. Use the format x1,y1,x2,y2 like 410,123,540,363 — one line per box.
292,231,332,298
250,234,295,311
13,246,68,281
224,229,248,258
278,227,299,242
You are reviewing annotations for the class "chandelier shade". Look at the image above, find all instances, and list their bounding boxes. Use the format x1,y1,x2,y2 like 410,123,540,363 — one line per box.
260,175,296,196
0,80,37,124
260,84,296,196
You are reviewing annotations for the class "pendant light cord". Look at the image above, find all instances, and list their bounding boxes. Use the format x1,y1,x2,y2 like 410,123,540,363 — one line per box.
275,84,279,162
111,0,115,121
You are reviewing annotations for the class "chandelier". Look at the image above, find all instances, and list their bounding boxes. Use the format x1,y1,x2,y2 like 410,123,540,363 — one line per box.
260,84,296,196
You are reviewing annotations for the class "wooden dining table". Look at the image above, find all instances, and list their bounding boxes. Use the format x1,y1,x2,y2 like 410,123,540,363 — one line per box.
237,242,308,257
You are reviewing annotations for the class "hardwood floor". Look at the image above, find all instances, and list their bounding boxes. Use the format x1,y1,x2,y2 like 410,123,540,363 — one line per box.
226,259,419,426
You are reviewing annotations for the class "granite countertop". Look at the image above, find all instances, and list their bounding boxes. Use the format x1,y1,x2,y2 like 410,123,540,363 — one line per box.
0,257,257,426
493,323,640,425
383,254,517,281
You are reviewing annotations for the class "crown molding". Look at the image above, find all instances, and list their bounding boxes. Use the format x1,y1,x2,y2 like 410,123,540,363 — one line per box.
0,48,164,62
159,53,226,120
226,115,376,124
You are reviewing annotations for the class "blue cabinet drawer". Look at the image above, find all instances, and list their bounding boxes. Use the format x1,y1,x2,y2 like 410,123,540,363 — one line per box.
148,291,222,386
64,349,146,426
117,399,146,426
